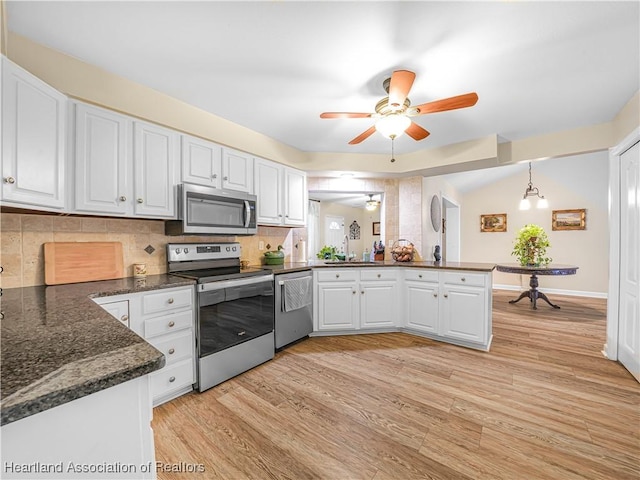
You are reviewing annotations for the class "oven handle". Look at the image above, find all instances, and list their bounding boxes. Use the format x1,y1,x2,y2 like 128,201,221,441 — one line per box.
198,273,274,292
244,200,251,228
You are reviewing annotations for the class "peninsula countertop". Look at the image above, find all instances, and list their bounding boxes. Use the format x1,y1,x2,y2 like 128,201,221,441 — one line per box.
261,260,496,274
0,274,195,426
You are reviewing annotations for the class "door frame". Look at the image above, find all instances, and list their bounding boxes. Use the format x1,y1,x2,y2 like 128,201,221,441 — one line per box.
442,195,461,262
605,126,640,361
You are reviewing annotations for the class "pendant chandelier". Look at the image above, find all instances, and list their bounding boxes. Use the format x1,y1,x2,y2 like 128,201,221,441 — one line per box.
519,162,549,210
365,194,378,211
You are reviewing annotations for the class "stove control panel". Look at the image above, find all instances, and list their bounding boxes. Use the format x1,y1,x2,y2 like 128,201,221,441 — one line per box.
167,242,241,262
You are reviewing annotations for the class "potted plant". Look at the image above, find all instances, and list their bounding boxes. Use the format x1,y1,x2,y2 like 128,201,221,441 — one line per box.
316,245,337,260
511,224,552,266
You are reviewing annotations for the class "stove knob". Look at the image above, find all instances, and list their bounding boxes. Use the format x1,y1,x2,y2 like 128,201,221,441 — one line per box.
226,247,230,252
175,248,182,254
184,248,189,254
232,246,237,252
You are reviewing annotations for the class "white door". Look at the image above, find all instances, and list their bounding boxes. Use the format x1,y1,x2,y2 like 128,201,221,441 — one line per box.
181,134,222,188
405,281,439,333
324,215,344,252
133,121,179,218
1,57,67,209
618,140,640,381
360,282,397,328
440,285,487,344
317,283,358,330
74,102,130,215
221,147,253,193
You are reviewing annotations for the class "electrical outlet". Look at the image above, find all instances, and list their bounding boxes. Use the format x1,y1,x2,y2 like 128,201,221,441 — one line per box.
258,241,264,250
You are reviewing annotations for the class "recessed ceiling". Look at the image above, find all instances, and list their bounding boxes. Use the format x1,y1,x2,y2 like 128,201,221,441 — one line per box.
5,2,639,156
309,192,382,209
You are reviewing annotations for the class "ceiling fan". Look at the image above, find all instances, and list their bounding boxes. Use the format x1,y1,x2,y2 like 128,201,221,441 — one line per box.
320,70,478,145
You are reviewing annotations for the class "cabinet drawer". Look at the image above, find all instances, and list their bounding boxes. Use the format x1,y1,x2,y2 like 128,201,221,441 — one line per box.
147,329,194,365
150,358,194,398
316,269,358,282
404,269,439,283
360,269,398,281
144,310,193,339
141,287,192,315
442,271,486,287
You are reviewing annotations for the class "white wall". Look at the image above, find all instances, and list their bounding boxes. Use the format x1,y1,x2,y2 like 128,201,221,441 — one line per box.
421,176,463,261
458,151,609,295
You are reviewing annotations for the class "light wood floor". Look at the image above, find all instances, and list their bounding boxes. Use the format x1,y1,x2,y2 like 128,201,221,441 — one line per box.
153,290,639,479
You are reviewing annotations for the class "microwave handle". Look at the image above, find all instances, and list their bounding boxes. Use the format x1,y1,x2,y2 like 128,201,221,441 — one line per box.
244,200,251,228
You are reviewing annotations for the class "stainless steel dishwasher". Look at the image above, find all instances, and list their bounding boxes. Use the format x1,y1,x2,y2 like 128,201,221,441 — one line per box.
274,270,313,349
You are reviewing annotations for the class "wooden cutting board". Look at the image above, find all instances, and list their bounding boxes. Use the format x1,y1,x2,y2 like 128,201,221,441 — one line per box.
44,242,125,285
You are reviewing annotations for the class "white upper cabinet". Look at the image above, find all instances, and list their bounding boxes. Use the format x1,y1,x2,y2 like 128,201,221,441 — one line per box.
254,157,307,226
74,102,130,215
221,147,253,193
283,166,307,226
133,121,179,218
181,134,222,189
1,57,67,210
254,158,282,224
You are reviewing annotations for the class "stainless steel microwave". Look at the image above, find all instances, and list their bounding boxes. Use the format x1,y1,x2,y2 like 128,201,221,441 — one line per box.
165,184,257,236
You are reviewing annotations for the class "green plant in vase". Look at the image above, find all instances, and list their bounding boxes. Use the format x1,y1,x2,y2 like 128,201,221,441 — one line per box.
511,224,552,266
316,245,337,260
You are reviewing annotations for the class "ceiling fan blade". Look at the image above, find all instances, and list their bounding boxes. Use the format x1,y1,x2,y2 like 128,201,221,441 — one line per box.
320,112,373,119
413,92,479,115
388,70,416,109
405,122,430,141
348,126,377,145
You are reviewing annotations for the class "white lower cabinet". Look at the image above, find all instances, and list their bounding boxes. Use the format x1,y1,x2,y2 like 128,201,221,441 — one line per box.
94,285,196,406
313,267,492,351
315,269,398,331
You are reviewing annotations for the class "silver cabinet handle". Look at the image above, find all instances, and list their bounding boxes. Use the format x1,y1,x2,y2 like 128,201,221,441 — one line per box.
377,273,381,278
352,290,356,295
278,214,283,217
418,274,423,278
169,376,176,383
119,195,127,202
167,298,174,304
168,321,175,327
444,293,449,298
335,274,340,278
433,293,438,298
212,174,218,179
223,176,228,181
120,315,128,322
137,198,143,204
461,277,466,282
238,331,246,336
361,291,364,294
168,348,175,355
4,176,15,184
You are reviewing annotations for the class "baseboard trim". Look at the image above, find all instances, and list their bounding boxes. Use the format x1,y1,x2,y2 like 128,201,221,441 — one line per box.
493,284,607,299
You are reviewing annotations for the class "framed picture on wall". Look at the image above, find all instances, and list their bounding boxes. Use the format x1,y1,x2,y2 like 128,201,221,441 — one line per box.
372,222,381,235
480,213,507,232
552,209,586,230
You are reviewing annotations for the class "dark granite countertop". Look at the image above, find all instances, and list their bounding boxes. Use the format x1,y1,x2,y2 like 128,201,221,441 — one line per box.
260,260,496,273
0,274,195,426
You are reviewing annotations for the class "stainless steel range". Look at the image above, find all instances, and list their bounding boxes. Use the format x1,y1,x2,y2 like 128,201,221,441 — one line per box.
167,242,274,392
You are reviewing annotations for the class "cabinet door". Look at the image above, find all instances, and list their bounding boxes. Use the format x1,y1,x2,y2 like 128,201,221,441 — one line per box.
317,282,358,331
222,147,253,193
254,158,282,225
440,284,487,344
74,102,130,215
405,281,439,333
98,300,130,328
1,58,66,209
283,167,307,226
360,281,397,328
181,134,222,188
133,121,179,217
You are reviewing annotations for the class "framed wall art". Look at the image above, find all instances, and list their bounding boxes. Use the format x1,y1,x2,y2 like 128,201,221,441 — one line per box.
372,222,381,235
552,209,586,230
480,213,507,233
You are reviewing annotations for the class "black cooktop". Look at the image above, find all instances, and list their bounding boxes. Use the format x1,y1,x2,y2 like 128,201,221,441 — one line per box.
170,266,270,284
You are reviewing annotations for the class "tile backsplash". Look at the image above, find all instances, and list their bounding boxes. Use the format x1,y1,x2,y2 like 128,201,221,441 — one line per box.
0,213,306,288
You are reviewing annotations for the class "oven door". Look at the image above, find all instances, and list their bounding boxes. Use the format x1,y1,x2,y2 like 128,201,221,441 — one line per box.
197,274,274,358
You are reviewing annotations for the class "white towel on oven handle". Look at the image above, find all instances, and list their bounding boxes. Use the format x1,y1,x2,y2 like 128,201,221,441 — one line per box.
282,276,312,312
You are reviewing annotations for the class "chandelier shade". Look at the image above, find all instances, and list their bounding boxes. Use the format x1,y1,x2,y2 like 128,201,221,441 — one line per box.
519,162,548,210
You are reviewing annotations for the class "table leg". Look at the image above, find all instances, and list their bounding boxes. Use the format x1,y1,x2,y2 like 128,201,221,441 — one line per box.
508,273,561,309
537,291,561,309
508,290,531,305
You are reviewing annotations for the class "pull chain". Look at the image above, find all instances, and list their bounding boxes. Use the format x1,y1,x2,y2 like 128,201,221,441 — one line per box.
390,135,396,163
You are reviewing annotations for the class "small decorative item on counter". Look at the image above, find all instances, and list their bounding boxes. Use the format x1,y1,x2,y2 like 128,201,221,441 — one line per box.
264,245,285,265
391,239,415,262
373,241,385,261
363,248,369,261
434,245,442,262
240,260,250,269
133,263,147,277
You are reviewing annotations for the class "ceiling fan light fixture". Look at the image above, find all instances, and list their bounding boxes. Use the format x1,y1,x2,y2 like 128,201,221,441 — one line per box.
365,194,378,211
375,114,411,139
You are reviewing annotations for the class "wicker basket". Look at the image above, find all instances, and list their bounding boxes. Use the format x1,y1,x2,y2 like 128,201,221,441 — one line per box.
391,239,415,262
